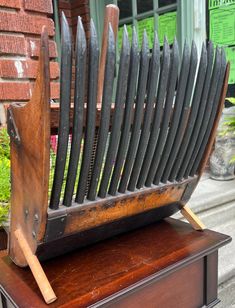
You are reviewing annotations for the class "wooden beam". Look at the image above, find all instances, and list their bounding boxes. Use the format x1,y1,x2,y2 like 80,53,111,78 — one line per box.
97,4,119,106
8,27,50,266
47,177,198,237
14,228,57,304
181,205,205,230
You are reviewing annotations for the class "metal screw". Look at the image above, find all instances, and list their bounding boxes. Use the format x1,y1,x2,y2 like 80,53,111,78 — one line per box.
34,214,39,221
32,231,36,238
25,209,29,216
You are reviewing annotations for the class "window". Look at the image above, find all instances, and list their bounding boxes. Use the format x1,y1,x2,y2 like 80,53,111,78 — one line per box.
115,0,178,48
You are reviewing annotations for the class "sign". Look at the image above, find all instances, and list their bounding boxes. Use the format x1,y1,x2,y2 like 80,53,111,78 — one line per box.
209,1,235,84
225,46,235,84
209,0,235,10
209,4,235,45
138,17,154,46
118,11,177,49
158,11,177,46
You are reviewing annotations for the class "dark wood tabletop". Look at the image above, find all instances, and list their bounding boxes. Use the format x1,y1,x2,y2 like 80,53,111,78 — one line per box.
0,218,231,308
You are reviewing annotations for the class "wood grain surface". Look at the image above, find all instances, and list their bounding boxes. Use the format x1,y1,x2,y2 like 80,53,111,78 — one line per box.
8,28,51,266
0,218,231,307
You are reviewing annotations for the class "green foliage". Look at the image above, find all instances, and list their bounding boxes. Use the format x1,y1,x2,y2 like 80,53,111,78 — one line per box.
0,128,10,226
226,97,235,105
0,128,10,160
0,157,10,202
224,98,235,136
0,204,9,226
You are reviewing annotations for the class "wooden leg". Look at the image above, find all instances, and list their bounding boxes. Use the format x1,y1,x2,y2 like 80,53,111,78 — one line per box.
181,205,205,231
14,228,57,304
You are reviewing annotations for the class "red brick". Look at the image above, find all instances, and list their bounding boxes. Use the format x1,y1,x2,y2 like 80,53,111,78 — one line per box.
0,35,26,55
72,16,90,29
0,81,60,101
0,0,21,9
0,59,59,79
0,82,31,100
0,11,54,36
24,0,53,14
58,0,71,9
71,0,89,9
50,62,60,79
72,5,90,17
59,8,71,18
50,82,60,99
27,37,58,58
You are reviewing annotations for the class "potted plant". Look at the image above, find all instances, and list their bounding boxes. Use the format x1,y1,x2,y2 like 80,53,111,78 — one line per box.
210,99,235,180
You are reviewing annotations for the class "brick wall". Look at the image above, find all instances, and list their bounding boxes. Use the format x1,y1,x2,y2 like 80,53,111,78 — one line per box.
58,0,90,42
0,0,60,124
70,0,90,40
58,0,90,103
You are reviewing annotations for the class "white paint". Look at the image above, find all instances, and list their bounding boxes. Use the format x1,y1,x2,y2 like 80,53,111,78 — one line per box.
14,60,24,78
0,103,6,125
193,0,206,51
30,40,36,53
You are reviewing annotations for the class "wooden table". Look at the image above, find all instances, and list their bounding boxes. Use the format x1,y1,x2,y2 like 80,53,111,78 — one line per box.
0,218,231,308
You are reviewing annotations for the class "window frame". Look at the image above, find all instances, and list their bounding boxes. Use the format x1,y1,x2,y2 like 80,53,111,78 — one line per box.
115,0,178,43
89,0,207,54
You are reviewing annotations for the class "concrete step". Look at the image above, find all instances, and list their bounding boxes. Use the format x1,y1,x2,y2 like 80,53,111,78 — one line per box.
189,178,235,286
173,176,235,286
211,217,235,285
189,177,235,214
217,277,235,308
179,200,235,285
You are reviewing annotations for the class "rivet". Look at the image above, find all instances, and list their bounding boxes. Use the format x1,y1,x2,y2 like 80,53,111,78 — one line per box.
32,231,36,238
25,209,29,216
34,214,39,221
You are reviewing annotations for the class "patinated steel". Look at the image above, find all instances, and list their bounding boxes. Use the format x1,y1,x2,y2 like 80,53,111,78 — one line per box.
161,41,207,183
153,41,191,185
137,37,171,189
7,108,21,145
118,30,150,194
145,38,180,187
190,48,227,176
75,19,99,204
183,47,222,179
127,32,160,192
50,13,72,210
170,42,214,179
63,17,87,207
98,26,130,198
88,25,116,201
108,27,139,196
